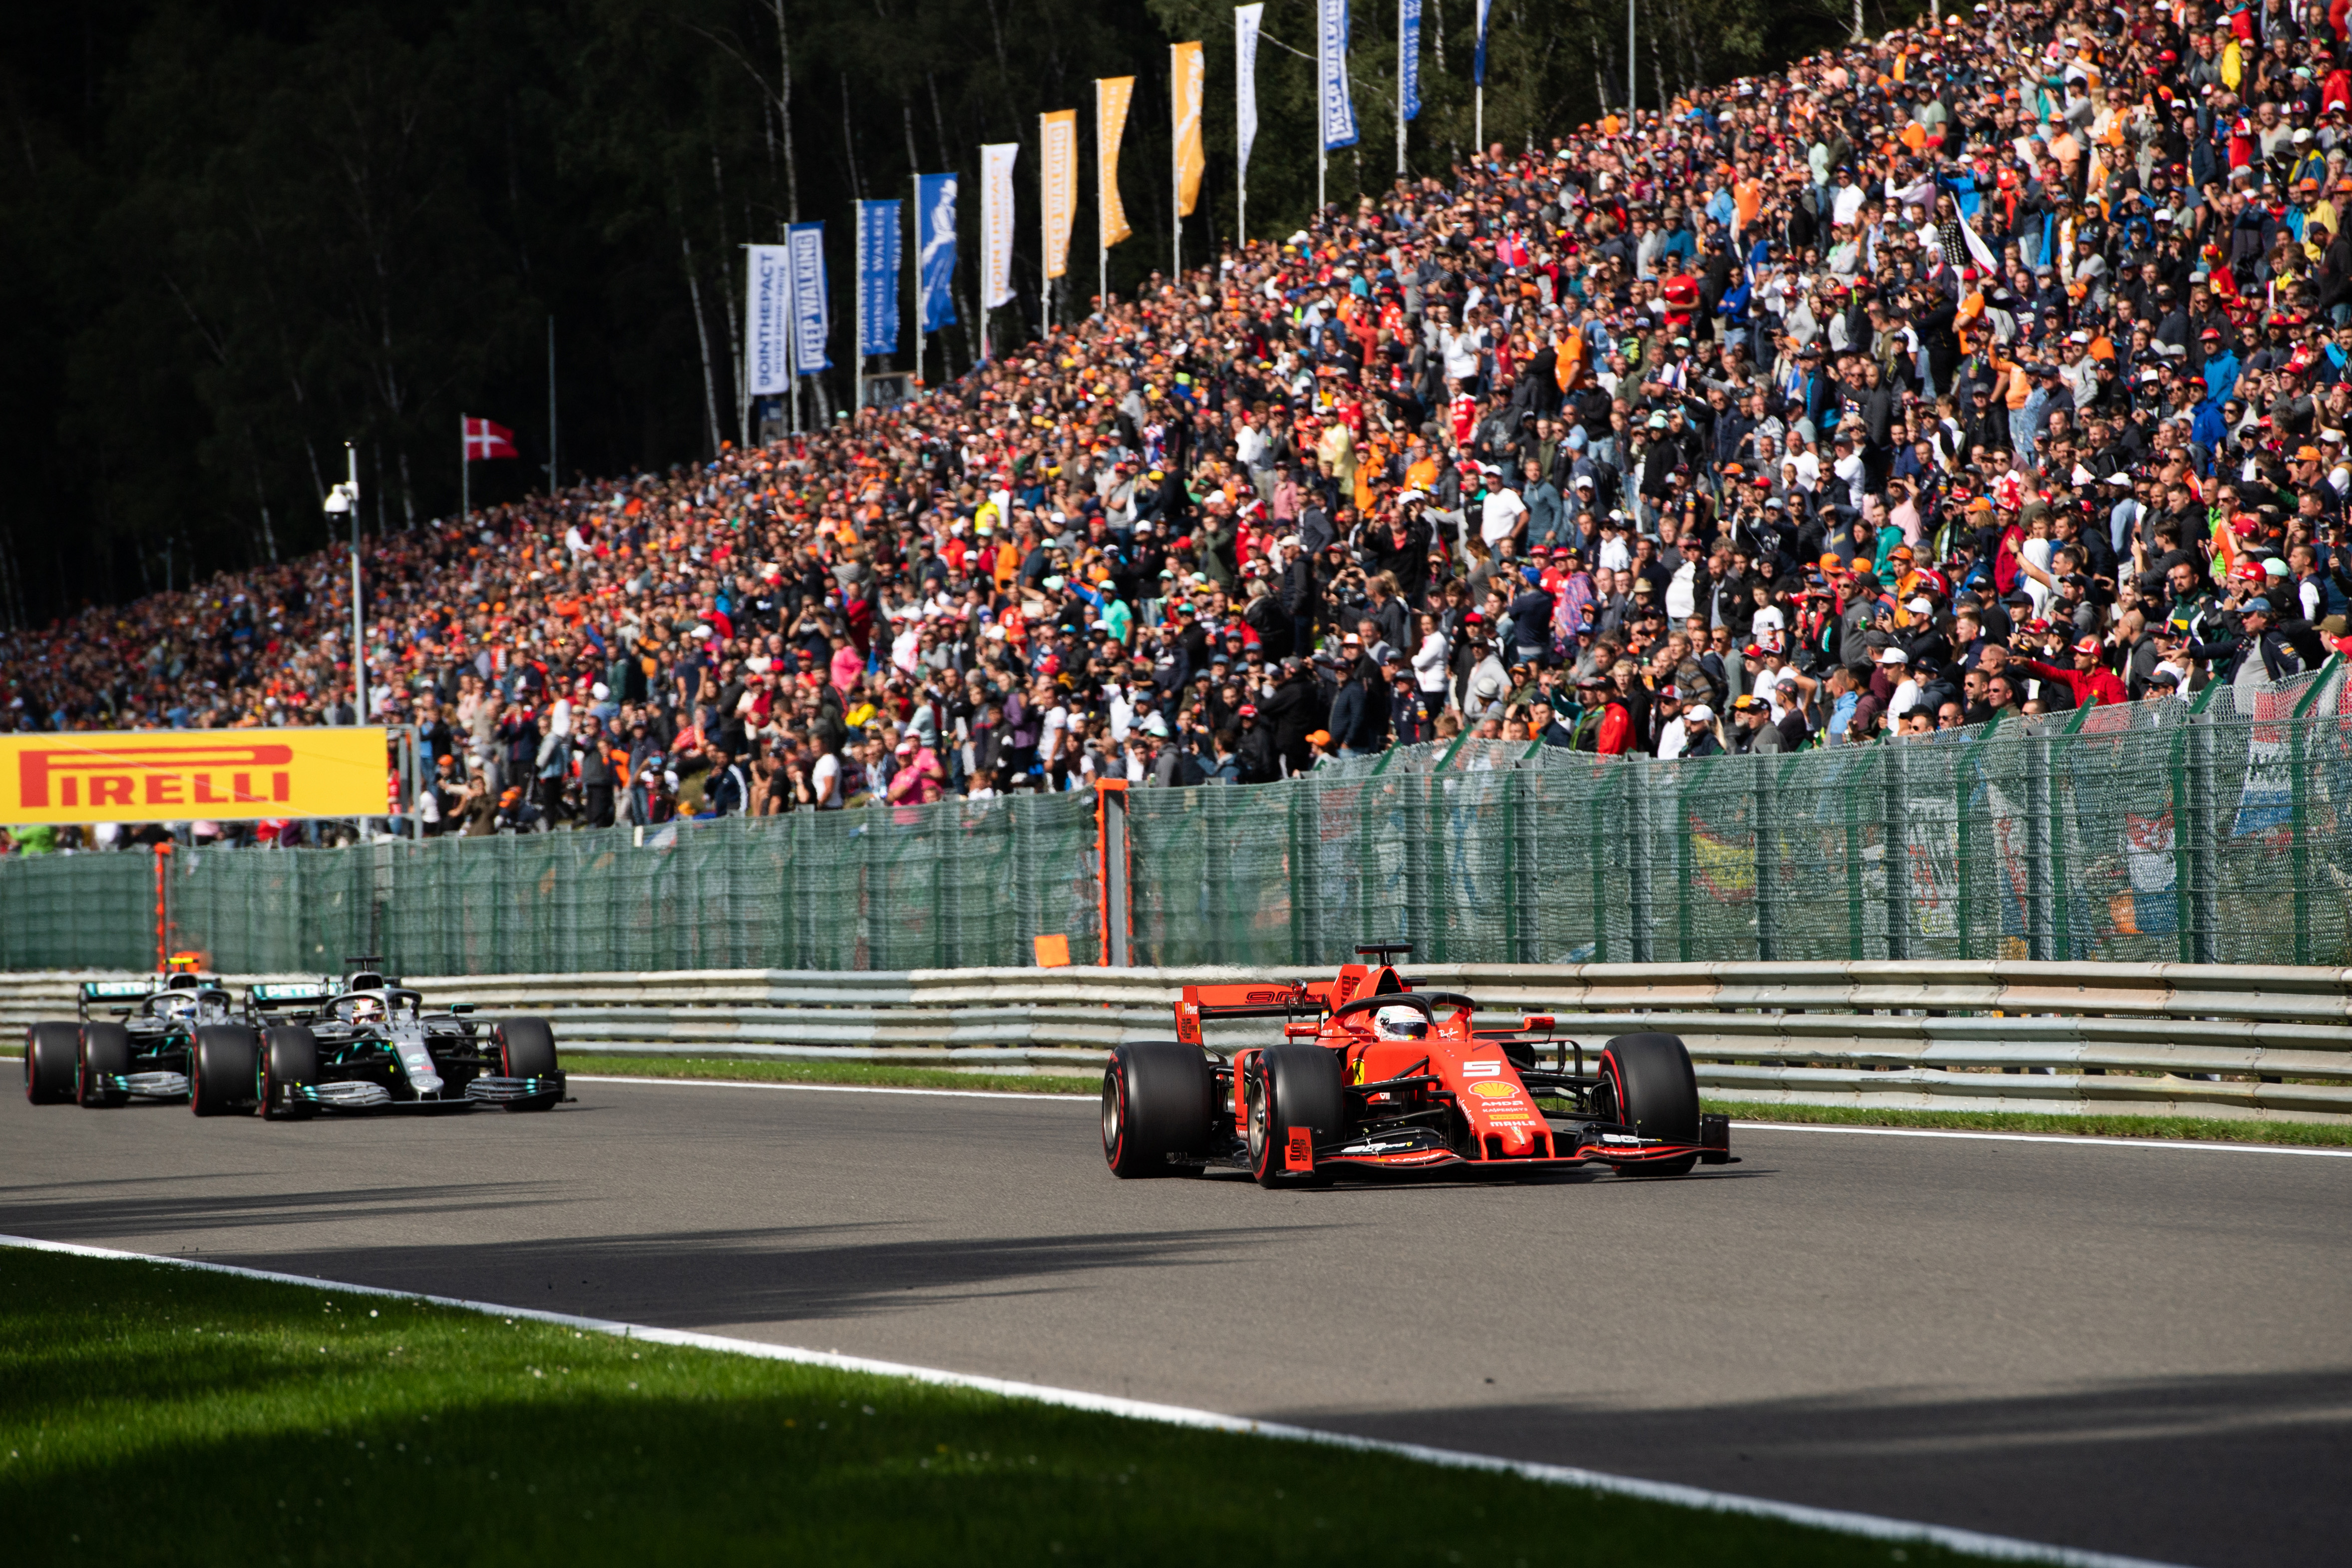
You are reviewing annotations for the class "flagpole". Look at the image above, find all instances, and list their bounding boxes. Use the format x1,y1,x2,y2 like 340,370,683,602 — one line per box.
912,177,924,396
547,318,558,493
1397,0,1407,177
1628,0,1637,120
459,412,468,529
1475,85,1482,154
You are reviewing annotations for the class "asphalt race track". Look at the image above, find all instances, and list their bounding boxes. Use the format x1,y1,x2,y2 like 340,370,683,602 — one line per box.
4,1077,2347,1567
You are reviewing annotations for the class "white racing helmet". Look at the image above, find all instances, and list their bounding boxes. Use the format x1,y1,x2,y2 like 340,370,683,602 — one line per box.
1372,1004,1429,1041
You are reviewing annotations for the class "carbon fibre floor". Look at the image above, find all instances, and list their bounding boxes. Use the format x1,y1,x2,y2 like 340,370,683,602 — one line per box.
4,1075,2347,1568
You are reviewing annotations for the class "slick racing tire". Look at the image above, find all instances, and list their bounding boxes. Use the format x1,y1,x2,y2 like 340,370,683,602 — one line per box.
24,1022,79,1105
190,1025,260,1118
259,1025,320,1121
1246,1043,1344,1188
1101,1041,1215,1178
1598,1032,1700,1177
492,1018,558,1111
76,1021,133,1108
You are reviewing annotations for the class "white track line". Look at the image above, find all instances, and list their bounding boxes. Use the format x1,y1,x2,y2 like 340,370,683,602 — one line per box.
1730,1122,2352,1159
0,1233,2180,1568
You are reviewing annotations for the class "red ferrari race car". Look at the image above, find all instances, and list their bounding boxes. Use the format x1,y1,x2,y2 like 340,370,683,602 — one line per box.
1101,944,1732,1183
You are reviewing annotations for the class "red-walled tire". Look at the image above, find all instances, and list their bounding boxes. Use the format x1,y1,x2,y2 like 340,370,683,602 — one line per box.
1599,1032,1699,1177
1102,1041,1213,1178
25,1023,77,1105
76,1022,132,1108
493,1018,558,1111
190,1025,258,1118
1247,1044,1342,1188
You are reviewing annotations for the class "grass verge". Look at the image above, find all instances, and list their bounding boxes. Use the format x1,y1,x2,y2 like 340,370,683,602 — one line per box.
1702,1098,2352,1148
572,1053,1103,1096
0,1248,1991,1567
566,1054,2352,1148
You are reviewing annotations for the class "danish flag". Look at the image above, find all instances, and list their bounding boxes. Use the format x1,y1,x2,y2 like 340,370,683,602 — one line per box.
462,416,519,461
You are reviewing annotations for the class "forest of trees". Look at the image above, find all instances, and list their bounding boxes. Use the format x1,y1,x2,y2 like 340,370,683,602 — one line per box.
0,0,1865,626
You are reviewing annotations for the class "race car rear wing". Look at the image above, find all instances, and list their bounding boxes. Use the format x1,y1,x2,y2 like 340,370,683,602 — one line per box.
1173,981,1337,1046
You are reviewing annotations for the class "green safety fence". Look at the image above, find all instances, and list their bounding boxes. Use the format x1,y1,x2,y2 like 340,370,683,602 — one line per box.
2,662,2348,974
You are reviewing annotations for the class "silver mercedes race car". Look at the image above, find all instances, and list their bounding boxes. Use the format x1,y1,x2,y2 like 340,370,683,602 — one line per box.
22,962,232,1108
212,958,566,1118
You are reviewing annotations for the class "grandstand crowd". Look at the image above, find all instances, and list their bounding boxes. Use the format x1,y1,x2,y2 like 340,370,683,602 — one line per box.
6,0,2352,847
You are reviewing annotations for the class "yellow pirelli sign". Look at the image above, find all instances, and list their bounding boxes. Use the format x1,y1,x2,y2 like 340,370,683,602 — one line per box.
0,728,390,825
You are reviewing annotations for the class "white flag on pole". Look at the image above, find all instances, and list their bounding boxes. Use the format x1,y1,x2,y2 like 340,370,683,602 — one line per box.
1235,4,1263,179
744,243,792,396
980,143,1018,310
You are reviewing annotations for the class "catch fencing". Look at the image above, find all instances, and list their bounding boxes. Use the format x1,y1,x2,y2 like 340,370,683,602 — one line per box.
4,959,2348,1122
0,660,2347,975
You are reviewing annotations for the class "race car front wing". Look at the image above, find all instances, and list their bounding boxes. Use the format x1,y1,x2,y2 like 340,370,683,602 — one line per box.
94,1071,191,1100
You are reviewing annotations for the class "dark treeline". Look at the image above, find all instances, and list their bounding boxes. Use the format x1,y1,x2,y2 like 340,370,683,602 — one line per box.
0,0,1847,627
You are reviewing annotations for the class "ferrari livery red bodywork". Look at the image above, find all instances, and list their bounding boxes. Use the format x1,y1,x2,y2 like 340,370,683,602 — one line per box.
1101,944,1731,1183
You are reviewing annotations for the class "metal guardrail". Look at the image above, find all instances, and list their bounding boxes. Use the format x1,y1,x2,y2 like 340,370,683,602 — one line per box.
6,961,2350,1121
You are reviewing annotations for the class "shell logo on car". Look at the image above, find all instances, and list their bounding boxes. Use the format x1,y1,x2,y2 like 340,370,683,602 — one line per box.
1468,1080,1521,1100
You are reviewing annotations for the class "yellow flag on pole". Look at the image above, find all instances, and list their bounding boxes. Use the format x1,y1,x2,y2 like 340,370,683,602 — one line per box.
1172,42,1205,218
1097,76,1134,247
1040,110,1077,279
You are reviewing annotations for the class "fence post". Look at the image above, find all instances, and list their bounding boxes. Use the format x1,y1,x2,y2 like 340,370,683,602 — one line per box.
2286,662,2336,966
2187,680,2224,963
1676,763,1694,962
1627,760,1653,964
152,842,174,970
1883,741,1908,960
1753,757,1777,963
1501,768,1522,963
1843,752,1865,961
1095,781,1130,967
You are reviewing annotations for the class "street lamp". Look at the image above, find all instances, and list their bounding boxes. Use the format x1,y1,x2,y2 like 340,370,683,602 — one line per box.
322,442,363,724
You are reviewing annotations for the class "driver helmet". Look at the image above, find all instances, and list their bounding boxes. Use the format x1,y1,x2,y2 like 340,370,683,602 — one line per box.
349,996,381,1021
1372,1004,1428,1041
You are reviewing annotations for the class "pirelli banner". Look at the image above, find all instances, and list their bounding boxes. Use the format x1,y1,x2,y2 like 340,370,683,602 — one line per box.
0,729,389,825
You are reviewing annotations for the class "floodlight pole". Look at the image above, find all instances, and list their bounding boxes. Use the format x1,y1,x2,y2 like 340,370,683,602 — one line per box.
344,443,365,724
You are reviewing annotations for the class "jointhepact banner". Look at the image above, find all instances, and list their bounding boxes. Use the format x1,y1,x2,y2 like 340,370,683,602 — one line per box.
0,729,390,825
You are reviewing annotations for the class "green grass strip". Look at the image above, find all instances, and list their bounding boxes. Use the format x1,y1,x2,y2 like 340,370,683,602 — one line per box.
0,1247,1994,1566
568,1055,2352,1148
573,1053,1104,1096
1701,1099,2352,1148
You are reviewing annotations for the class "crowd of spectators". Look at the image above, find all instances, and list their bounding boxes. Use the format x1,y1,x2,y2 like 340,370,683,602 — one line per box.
6,0,2352,851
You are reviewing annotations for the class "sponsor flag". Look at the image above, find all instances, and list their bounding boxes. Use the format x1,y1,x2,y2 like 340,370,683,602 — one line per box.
744,243,793,392
1172,41,1205,217
856,199,902,357
461,418,518,460
1097,77,1134,248
980,143,1017,311
1473,0,1491,86
1040,111,1077,279
1400,0,1421,119
1318,0,1357,151
1235,6,1263,178
915,174,958,335
786,221,829,374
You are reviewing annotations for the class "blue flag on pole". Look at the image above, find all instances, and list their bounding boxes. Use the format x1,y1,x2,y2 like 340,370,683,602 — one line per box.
1473,0,1492,87
915,174,959,336
856,200,902,358
786,221,829,375
1401,0,1421,120
1318,0,1356,150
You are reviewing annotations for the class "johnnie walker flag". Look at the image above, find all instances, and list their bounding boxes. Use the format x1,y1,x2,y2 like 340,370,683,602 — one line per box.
980,143,1017,311
462,417,518,460
1097,77,1135,248
786,221,830,374
1473,0,1492,86
1401,0,1422,119
1172,41,1205,218
1041,111,1077,279
856,200,903,358
1235,6,1263,178
915,174,959,335
1318,0,1357,151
